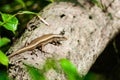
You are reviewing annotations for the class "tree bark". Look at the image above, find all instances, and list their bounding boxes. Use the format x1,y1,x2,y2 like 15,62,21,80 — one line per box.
8,0,120,80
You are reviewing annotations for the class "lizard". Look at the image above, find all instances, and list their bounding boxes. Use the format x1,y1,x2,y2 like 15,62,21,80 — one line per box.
8,34,67,59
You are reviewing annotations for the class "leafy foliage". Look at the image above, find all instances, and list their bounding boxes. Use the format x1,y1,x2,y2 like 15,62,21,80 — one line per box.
91,0,101,7
0,12,18,34
0,70,9,80
0,37,9,67
0,37,10,47
59,59,83,80
90,0,106,11
24,64,46,80
0,50,9,67
25,58,84,80
16,0,26,8
42,58,59,72
113,40,118,53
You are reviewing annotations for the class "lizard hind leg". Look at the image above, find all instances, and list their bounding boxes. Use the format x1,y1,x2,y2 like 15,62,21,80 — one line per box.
30,46,46,56
36,45,47,53
50,40,62,46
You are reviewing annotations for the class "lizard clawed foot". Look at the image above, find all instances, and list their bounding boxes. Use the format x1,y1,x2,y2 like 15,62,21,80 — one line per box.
36,46,49,53
50,40,62,46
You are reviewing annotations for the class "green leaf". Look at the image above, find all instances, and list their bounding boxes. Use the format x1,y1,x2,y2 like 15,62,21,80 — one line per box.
84,72,99,80
0,21,3,25
0,50,9,67
0,12,18,33
0,70,9,80
24,64,46,80
91,0,102,8
0,37,10,47
46,0,54,2
59,59,83,80
42,58,58,72
113,40,118,53
15,0,26,8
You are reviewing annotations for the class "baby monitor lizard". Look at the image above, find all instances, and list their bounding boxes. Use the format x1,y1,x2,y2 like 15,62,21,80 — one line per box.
8,34,67,58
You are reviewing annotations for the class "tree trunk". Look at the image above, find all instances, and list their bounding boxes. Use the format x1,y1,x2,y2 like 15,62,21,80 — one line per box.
8,0,120,80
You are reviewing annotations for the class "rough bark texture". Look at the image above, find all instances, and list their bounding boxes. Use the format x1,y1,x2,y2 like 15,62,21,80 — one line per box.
8,0,120,80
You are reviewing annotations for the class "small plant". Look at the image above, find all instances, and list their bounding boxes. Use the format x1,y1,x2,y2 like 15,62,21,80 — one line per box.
90,0,106,12
25,63,46,80
25,58,84,80
59,59,83,80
